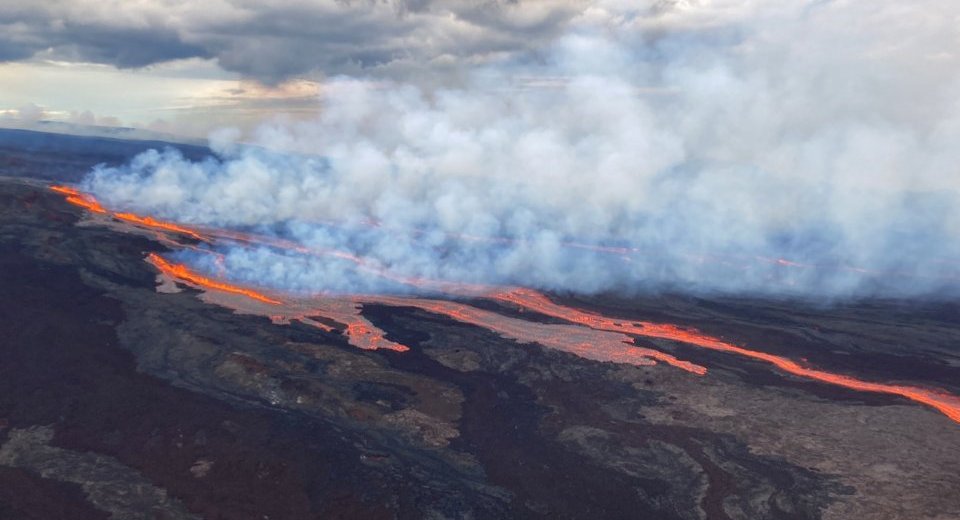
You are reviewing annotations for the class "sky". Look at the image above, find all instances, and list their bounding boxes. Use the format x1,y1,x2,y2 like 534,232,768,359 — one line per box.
0,0,604,136
8,0,933,137
2,1,956,137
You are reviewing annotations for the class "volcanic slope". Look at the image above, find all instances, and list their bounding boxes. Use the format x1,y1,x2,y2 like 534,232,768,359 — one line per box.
1,168,960,518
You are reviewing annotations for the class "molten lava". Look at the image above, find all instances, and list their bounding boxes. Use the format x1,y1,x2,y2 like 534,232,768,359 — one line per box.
114,213,206,241
343,320,407,352
49,183,960,425
51,185,206,240
52,185,107,214
353,295,706,372
49,185,80,197
148,253,282,305
492,288,960,423
64,195,107,214
146,249,410,352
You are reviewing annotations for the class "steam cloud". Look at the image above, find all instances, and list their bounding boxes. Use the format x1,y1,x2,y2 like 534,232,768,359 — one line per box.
83,1,960,298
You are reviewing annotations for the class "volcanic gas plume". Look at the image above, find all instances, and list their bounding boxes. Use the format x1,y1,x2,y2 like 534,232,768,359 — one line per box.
77,2,960,299
51,185,960,425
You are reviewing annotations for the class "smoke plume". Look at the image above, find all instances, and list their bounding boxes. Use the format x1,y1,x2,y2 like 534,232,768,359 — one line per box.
83,1,960,298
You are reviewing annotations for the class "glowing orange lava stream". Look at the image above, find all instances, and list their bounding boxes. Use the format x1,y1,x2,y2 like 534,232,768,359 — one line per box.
52,185,208,241
114,213,206,241
51,185,107,214
148,253,282,305
492,288,960,423
49,184,960,424
353,295,706,372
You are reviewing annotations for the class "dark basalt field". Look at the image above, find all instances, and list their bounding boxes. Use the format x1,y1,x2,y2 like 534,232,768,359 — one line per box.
1,132,959,520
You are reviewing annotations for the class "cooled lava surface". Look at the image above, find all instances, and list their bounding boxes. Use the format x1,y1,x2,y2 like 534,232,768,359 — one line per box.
2,133,960,520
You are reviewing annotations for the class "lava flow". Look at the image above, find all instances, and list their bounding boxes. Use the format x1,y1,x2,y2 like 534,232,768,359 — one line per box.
492,288,960,423
50,183,960,424
52,185,208,241
114,213,206,241
51,185,107,214
276,299,410,352
353,295,706,373
148,253,282,305
146,250,411,352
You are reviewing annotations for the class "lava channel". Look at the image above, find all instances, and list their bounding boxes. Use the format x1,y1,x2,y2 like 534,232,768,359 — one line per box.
51,184,960,424
51,185,107,214
114,213,206,241
148,253,282,305
492,288,960,424
51,185,209,241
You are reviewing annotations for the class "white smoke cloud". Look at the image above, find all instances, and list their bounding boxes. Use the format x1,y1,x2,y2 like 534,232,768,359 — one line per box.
84,0,960,298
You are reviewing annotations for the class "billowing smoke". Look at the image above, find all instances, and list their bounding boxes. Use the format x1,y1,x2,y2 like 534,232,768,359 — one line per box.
83,1,960,298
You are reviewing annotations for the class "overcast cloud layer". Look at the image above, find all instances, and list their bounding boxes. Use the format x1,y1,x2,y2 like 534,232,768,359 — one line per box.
0,0,597,83
76,0,960,299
